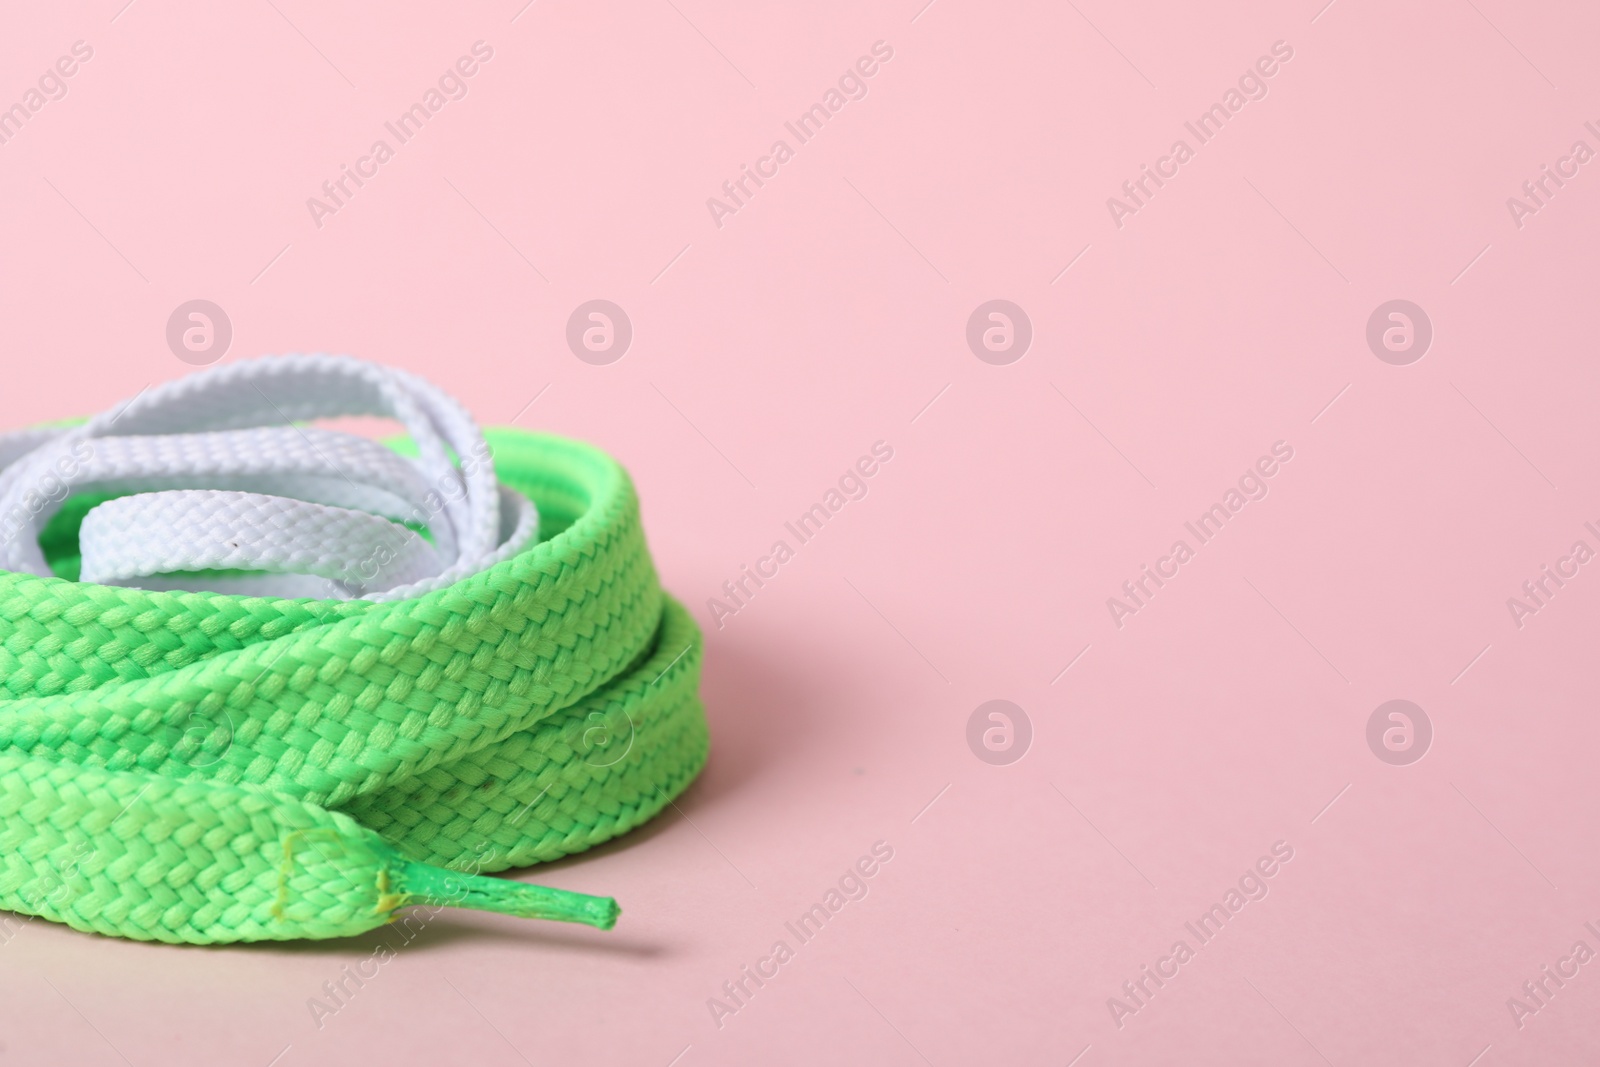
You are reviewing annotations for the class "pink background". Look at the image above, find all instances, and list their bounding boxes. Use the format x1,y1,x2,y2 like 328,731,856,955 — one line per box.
2,1,1599,1064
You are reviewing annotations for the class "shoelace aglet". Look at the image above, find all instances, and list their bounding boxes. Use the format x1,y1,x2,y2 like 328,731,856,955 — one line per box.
392,859,620,930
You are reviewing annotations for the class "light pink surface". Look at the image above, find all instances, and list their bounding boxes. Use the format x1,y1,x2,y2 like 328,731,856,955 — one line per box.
2,1,1598,1064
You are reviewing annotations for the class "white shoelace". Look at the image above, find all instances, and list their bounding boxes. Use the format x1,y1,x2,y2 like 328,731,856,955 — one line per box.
0,355,537,601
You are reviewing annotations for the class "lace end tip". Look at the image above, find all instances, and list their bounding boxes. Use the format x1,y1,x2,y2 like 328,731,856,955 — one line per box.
392,859,620,931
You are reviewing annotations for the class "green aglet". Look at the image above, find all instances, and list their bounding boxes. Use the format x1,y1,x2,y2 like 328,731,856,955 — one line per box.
391,860,620,931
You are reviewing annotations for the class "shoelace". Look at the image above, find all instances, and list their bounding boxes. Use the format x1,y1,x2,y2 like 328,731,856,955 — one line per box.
0,356,708,943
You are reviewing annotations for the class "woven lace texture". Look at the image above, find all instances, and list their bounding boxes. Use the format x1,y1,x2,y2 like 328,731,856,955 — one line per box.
0,356,709,943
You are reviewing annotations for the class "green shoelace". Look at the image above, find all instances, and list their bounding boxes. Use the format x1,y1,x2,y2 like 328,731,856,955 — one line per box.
0,428,708,943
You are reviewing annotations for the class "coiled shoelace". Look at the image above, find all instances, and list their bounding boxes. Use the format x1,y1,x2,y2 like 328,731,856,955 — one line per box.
0,356,709,943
